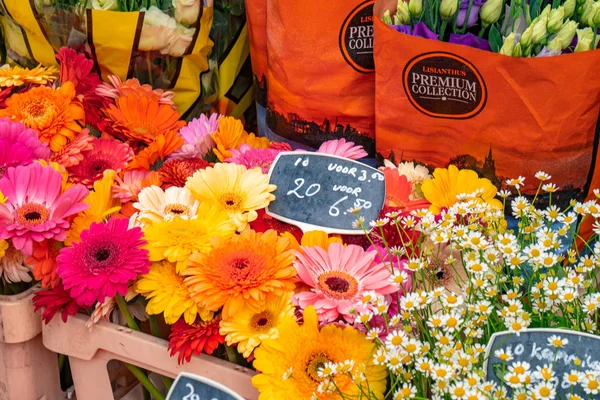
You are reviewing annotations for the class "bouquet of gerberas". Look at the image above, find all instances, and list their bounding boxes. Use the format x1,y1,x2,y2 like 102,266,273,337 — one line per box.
382,0,599,56
252,164,600,400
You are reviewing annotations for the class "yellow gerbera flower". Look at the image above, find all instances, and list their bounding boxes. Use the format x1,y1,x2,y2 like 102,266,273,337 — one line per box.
66,170,120,246
421,165,502,214
186,163,276,232
219,294,294,358
136,261,213,324
142,203,236,273
183,229,296,319
0,64,58,87
0,239,9,259
252,306,387,399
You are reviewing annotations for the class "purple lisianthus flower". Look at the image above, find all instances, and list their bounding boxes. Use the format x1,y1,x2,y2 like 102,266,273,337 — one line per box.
391,22,439,40
449,33,491,51
170,113,220,160
457,0,485,27
536,47,562,57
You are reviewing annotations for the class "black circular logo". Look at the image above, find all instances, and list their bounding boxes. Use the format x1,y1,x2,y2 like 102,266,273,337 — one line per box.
339,0,375,74
402,52,487,119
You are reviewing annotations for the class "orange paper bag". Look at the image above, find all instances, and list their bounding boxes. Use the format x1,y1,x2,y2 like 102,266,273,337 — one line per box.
265,0,376,156
374,0,600,199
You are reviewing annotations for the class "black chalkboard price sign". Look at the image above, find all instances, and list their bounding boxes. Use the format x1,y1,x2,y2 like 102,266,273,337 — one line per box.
267,152,386,234
166,373,245,400
484,329,600,398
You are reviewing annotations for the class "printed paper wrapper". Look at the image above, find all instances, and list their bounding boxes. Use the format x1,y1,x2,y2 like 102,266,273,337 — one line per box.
0,0,215,118
374,0,600,205
265,0,376,157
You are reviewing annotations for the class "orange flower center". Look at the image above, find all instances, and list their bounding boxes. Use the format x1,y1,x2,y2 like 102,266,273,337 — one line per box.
220,193,243,212
164,203,190,217
16,203,50,227
305,352,333,382
250,311,274,332
317,271,359,299
22,98,54,126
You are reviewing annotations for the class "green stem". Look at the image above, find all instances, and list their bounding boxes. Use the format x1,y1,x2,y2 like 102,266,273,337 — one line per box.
125,363,166,400
478,25,488,37
461,0,474,33
440,20,448,39
115,294,140,331
225,345,238,364
147,314,174,391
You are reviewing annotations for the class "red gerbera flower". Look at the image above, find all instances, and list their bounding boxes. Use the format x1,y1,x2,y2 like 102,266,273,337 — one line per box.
249,209,303,242
159,158,209,188
168,316,225,365
32,283,80,324
56,47,110,131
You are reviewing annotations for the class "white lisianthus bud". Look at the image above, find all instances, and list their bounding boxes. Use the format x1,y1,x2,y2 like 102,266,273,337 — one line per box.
91,0,119,10
531,14,549,44
580,0,596,26
408,0,423,18
574,27,599,51
440,0,459,20
167,24,196,57
395,0,411,24
519,18,535,47
383,10,393,25
172,0,201,26
547,6,565,34
563,0,576,17
499,32,516,55
480,0,504,26
546,20,577,51
512,42,523,57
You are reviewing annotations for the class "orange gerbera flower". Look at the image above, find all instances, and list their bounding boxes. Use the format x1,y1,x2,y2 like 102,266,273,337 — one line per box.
126,130,184,171
183,229,297,320
211,116,269,161
104,92,185,144
27,239,63,289
0,82,84,152
50,129,95,168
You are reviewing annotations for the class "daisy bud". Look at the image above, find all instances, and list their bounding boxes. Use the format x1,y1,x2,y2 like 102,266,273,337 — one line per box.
547,6,565,34
575,27,599,51
409,0,423,18
480,0,504,27
499,32,516,56
440,0,459,20
520,22,535,47
395,0,411,24
546,20,577,51
563,0,576,17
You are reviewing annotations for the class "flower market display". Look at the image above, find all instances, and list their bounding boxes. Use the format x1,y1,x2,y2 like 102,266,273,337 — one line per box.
1,1,600,399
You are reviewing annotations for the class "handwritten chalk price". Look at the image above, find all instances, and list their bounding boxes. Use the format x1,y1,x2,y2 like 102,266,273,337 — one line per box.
166,373,245,400
267,152,386,234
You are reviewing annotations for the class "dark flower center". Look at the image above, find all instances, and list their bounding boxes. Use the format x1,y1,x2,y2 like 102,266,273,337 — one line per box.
250,311,274,332
94,249,111,262
24,211,42,221
324,276,350,293
226,200,235,206
306,353,333,382
256,318,269,326
232,258,250,270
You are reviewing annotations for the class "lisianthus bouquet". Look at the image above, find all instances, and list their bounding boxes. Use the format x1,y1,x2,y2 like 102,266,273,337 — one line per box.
382,0,600,56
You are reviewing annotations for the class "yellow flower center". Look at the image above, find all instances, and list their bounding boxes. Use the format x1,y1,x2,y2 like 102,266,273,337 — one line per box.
220,193,244,211
317,271,359,299
22,98,53,123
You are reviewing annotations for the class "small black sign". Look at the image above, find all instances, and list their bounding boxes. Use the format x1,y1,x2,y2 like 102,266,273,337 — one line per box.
484,329,600,398
267,152,385,234
166,373,245,400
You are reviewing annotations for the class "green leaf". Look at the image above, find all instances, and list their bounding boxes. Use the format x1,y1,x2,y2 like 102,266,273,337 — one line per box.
492,363,508,384
489,25,503,53
529,0,540,19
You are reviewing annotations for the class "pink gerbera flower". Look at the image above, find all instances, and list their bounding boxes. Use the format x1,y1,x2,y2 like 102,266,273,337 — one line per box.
293,242,397,323
0,118,50,176
225,143,286,174
317,138,368,160
0,163,89,255
56,218,150,307
170,114,219,159
68,138,134,187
